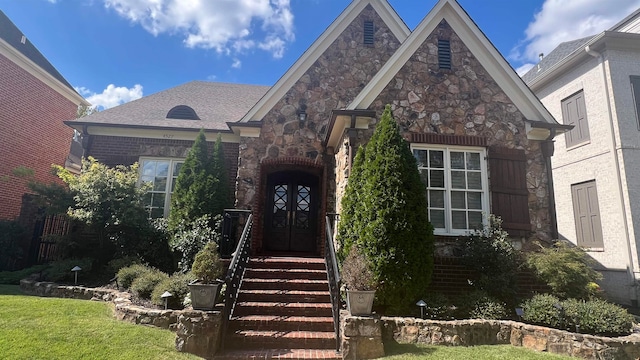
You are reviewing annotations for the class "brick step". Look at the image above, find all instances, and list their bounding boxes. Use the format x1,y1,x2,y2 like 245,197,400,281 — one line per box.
241,278,329,291
214,348,341,360
233,301,333,317
249,256,326,271
226,330,336,350
237,289,330,303
244,268,328,280
229,315,334,332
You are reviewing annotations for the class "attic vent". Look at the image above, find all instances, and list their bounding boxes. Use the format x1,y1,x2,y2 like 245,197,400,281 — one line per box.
20,35,26,44
167,105,200,120
363,21,374,45
438,39,451,69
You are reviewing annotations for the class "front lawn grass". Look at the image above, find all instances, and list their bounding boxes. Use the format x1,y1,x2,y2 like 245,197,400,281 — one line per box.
383,342,572,359
0,285,198,360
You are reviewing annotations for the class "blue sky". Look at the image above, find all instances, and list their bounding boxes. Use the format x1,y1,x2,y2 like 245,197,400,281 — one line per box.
1,0,639,109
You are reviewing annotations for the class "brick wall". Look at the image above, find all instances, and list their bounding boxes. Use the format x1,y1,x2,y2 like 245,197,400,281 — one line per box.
86,135,239,200
0,54,78,220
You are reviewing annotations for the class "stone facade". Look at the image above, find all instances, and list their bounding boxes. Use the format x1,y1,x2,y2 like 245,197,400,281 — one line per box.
344,315,640,360
236,4,403,253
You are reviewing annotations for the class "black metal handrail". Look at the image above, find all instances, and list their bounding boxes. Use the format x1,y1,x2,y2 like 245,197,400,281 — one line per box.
220,211,253,351
220,209,252,258
325,213,341,352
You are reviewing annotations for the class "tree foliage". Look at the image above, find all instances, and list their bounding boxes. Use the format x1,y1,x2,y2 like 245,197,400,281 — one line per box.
337,105,434,313
207,134,232,217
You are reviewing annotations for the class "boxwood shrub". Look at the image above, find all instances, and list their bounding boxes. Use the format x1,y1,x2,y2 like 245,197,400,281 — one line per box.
521,294,562,328
151,272,195,310
117,264,153,289
130,269,168,299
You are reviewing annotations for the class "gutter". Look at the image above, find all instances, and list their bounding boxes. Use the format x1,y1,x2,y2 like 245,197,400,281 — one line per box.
585,45,639,305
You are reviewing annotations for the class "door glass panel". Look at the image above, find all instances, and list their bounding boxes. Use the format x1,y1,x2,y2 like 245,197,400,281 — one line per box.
272,184,288,228
295,185,311,229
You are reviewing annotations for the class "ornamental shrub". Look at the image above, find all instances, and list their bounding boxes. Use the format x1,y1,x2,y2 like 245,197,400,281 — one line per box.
0,220,25,271
421,292,454,320
170,214,222,272
43,258,93,283
130,269,169,299
562,298,634,336
151,272,195,310
456,290,508,320
207,135,232,218
337,105,434,314
521,294,562,328
526,241,602,299
117,264,153,289
191,241,224,284
460,215,520,305
341,246,377,291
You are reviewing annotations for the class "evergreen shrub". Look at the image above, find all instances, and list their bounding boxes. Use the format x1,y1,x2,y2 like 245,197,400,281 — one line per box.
521,294,562,328
337,105,434,314
117,264,153,289
0,220,25,271
456,290,508,320
421,292,454,320
130,269,169,299
562,298,634,336
44,258,93,283
526,241,602,299
151,272,195,309
191,241,223,284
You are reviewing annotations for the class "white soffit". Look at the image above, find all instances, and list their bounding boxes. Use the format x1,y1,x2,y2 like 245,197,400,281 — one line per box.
347,0,558,126
238,0,410,123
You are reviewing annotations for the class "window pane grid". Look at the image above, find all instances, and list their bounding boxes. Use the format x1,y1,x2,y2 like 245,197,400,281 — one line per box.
414,147,486,234
140,159,184,218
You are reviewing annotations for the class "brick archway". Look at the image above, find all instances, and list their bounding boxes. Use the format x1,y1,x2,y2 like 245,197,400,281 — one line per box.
251,157,327,256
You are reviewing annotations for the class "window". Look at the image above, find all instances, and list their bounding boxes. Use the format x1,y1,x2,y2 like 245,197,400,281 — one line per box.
571,180,603,248
630,76,640,130
562,90,590,147
140,158,183,218
413,145,488,235
438,39,451,69
167,105,200,120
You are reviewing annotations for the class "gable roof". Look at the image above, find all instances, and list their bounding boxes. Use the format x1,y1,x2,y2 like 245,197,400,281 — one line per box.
237,0,410,124
68,81,269,132
0,10,84,102
521,36,594,85
347,0,560,133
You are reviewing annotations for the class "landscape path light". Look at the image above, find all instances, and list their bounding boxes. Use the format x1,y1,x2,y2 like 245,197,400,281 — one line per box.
71,266,81,285
416,300,427,319
161,291,173,310
515,307,524,321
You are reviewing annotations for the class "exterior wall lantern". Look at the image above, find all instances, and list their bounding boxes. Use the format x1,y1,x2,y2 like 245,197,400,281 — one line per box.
298,105,307,122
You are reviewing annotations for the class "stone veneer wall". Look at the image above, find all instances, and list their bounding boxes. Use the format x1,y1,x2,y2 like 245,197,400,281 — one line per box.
235,5,403,252
19,279,223,359
343,315,640,360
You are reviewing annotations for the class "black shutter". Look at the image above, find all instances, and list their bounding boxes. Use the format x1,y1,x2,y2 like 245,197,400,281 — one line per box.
488,147,530,236
631,76,640,130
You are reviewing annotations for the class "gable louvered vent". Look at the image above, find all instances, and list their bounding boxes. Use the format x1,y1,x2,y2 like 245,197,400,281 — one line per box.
167,105,200,120
364,21,374,45
438,39,451,69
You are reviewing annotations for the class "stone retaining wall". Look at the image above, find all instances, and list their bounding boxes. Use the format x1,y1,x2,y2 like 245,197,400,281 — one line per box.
19,279,222,359
343,315,640,360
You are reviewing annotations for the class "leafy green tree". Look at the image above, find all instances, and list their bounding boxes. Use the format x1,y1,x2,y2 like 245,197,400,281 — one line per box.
337,145,366,262
207,134,231,217
168,129,216,231
338,105,434,313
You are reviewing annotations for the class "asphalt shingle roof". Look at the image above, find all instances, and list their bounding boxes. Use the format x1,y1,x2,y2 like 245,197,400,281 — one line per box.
522,35,594,84
74,81,270,130
0,10,76,92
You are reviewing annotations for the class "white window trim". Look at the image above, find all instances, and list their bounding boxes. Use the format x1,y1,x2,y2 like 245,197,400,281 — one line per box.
139,157,184,218
411,144,489,236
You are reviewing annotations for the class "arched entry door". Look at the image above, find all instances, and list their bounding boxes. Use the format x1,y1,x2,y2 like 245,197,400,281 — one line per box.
264,171,319,253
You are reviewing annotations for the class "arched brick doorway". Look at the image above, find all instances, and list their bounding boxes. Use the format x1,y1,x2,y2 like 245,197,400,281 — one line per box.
252,157,326,256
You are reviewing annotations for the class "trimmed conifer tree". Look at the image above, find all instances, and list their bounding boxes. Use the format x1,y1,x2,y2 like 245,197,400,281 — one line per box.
206,134,231,217
168,129,216,232
338,105,434,313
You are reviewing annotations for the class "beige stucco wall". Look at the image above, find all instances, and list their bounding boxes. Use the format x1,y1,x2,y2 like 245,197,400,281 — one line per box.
534,47,640,305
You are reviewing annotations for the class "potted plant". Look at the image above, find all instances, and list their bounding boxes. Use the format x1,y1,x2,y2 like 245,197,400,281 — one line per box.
189,241,224,310
341,245,378,315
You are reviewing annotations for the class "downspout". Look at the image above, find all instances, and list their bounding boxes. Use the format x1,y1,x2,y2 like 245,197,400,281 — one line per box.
346,115,357,175
542,130,558,240
586,45,639,305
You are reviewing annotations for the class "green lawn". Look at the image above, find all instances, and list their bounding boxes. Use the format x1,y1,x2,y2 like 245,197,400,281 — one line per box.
0,285,572,360
383,342,572,359
0,285,199,360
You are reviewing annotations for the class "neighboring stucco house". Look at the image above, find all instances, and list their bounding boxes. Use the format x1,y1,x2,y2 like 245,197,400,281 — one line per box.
523,9,640,306
68,0,566,289
0,10,89,221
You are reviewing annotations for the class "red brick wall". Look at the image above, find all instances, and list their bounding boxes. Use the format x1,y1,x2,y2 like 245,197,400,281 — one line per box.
0,54,77,220
86,135,239,199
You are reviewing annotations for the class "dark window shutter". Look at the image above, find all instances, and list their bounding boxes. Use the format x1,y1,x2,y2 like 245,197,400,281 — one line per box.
363,21,374,45
438,39,451,69
630,76,640,130
488,147,530,236
571,181,603,248
562,90,589,147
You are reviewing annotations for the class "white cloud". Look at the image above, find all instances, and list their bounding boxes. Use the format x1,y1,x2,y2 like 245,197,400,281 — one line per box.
232,58,242,69
515,63,535,76
75,84,143,109
512,0,640,63
103,0,294,59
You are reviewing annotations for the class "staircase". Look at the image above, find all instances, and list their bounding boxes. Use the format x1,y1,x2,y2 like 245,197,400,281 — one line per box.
216,256,340,360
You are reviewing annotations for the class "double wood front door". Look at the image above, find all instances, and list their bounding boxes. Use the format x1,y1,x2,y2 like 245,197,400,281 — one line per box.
264,171,318,253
